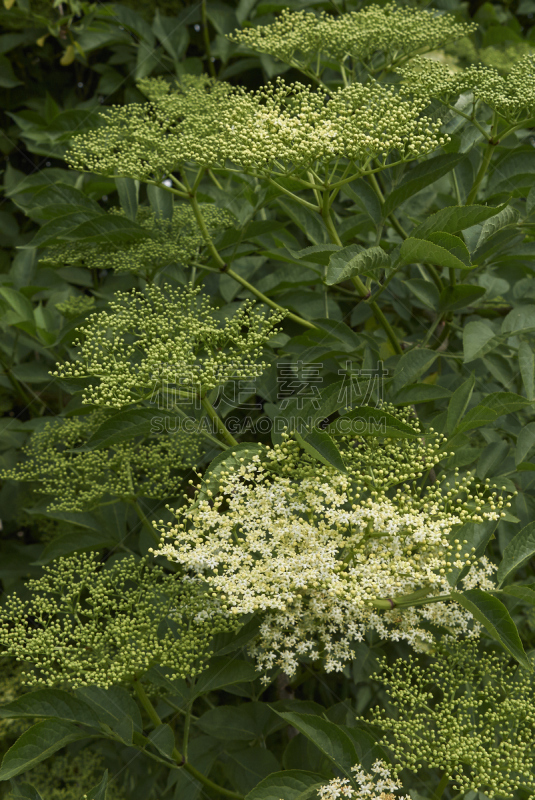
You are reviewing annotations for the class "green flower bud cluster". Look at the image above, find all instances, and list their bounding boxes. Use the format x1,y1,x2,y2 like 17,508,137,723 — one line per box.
43,205,235,278
0,554,236,688
52,285,285,408
67,74,448,180
55,295,96,319
0,412,201,512
402,53,535,122
373,641,535,798
229,4,476,74
446,36,533,75
5,752,126,800
156,410,508,678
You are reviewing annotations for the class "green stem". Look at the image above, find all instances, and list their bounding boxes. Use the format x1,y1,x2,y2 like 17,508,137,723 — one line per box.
322,193,403,354
268,176,320,210
183,702,192,762
445,103,490,141
185,179,317,330
130,499,159,544
432,771,450,800
201,0,216,78
171,403,226,450
226,267,317,329
149,178,188,199
133,682,244,800
466,115,498,205
201,395,238,447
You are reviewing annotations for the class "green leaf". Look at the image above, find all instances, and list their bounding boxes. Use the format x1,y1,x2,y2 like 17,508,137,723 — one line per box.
0,720,87,780
84,408,161,449
26,209,104,247
411,204,506,238
0,689,100,728
6,783,44,800
519,341,535,401
487,149,535,195
152,10,189,59
475,207,519,250
191,657,258,699
392,383,452,405
290,245,341,266
147,183,174,221
325,246,390,285
454,392,531,433
425,232,471,267
404,279,440,309
515,421,535,466
451,589,530,670
225,747,281,795
245,770,324,800
438,284,485,312
148,724,175,759
85,770,108,800
75,686,142,742
294,428,347,472
463,320,497,362
330,406,421,438
0,287,35,323
392,349,438,392
497,521,535,586
383,154,463,216
0,54,22,87
399,238,471,270
196,703,281,741
270,711,358,779
61,215,151,245
501,584,535,605
115,177,139,222
446,374,475,434
502,305,535,335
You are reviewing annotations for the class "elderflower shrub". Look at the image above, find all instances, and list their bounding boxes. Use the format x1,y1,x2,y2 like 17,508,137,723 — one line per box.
155,408,508,678
401,53,535,122
52,284,285,408
66,74,448,180
373,641,535,798
229,4,476,75
317,760,409,800
0,411,201,512
42,205,235,278
0,553,235,688
5,752,126,800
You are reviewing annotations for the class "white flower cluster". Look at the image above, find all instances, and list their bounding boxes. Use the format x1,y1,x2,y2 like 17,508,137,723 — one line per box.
155,431,507,678
316,760,410,800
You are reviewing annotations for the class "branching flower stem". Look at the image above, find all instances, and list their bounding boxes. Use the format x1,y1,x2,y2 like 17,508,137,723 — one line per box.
466,112,499,204
130,498,160,544
133,681,244,800
322,189,403,353
161,172,318,331
201,394,238,447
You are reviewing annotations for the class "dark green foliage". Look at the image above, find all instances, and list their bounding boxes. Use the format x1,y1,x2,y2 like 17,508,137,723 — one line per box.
1,1,535,800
